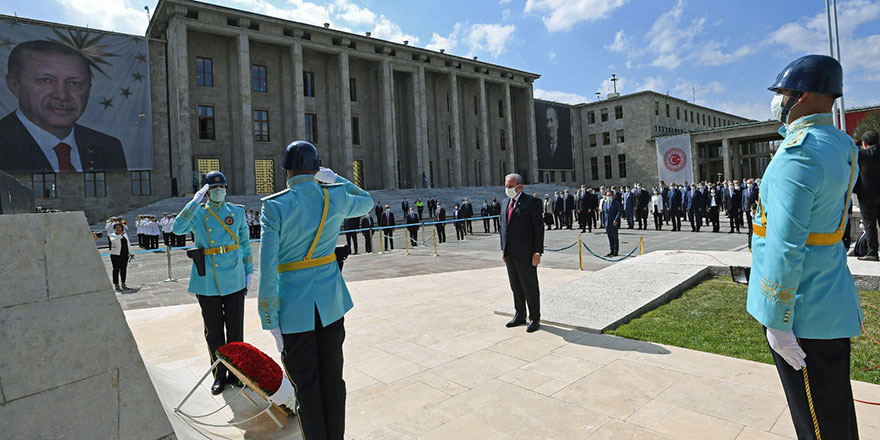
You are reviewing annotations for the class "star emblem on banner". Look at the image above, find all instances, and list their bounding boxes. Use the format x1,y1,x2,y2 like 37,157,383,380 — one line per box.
120,87,132,98
132,72,144,82
100,97,113,109
135,54,146,63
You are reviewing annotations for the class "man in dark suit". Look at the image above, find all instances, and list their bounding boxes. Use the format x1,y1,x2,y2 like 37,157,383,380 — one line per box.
553,191,563,229
668,184,683,231
500,173,544,333
453,204,466,240
576,186,589,233
742,179,759,236
636,184,650,230
590,189,600,230
401,199,410,217
490,198,501,232
563,189,575,229
379,205,395,250
660,181,670,226
1,40,126,173
435,202,447,243
622,187,634,229
689,185,704,232
855,130,880,261
374,202,383,222
604,191,623,257
427,197,436,218
405,208,419,246
344,217,359,254
359,214,373,253
723,183,742,233
462,198,474,234
708,187,722,232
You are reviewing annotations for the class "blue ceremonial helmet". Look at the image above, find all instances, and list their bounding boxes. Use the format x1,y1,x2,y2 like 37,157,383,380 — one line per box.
202,170,227,187
282,141,320,171
768,54,843,97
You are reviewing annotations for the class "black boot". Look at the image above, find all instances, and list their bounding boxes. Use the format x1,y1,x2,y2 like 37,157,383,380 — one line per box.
211,372,227,395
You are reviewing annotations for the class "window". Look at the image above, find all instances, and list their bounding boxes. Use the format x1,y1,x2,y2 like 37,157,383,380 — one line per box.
498,99,504,118
702,114,706,125
666,103,670,117
690,110,694,123
32,173,55,198
587,111,595,124
473,95,478,115
255,159,275,195
684,110,688,122
591,157,599,181
614,105,623,119
351,117,360,145
499,129,506,151
600,108,608,122
446,92,450,112
447,124,452,149
84,172,106,197
676,107,680,119
254,109,269,142
252,65,267,92
616,129,625,144
197,159,221,185
349,77,357,101
589,133,597,147
303,71,315,97
604,156,612,179
305,113,318,143
602,132,610,145
196,57,213,87
131,171,150,196
655,101,659,115
197,105,215,140
618,154,627,178
475,126,480,149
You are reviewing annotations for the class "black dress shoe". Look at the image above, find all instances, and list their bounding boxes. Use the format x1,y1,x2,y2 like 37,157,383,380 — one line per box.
211,377,226,395
226,375,243,387
526,321,540,333
506,316,526,328
858,255,880,261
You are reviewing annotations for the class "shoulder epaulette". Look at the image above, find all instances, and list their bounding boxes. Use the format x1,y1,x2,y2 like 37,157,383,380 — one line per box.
318,182,345,188
781,130,810,149
261,189,290,201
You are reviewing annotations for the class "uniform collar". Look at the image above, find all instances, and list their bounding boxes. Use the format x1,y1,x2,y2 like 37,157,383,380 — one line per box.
287,174,317,188
780,112,834,137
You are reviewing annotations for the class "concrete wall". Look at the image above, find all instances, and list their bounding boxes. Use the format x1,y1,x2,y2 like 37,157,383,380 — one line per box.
0,170,35,214
0,212,173,439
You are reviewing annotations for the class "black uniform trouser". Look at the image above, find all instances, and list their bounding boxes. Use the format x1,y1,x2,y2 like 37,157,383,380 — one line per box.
362,232,372,253
436,225,446,243
417,207,423,219
150,234,159,249
493,217,500,232
670,209,682,231
197,289,246,382
345,232,358,253
408,227,419,246
653,209,663,230
455,223,465,240
690,210,703,232
283,309,346,440
466,219,473,234
577,210,587,232
710,207,720,232
729,211,741,232
110,253,128,284
745,210,754,234
504,255,540,322
606,226,619,255
768,332,858,440
636,209,645,229
163,232,170,246
860,199,879,257
483,218,490,233
383,232,394,250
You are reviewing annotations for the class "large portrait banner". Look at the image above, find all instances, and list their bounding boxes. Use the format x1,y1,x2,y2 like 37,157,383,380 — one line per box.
0,18,152,173
534,101,573,170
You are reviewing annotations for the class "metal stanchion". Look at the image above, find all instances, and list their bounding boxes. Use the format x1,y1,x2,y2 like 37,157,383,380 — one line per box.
405,229,410,255
578,233,583,271
164,245,177,282
378,229,384,255
433,228,438,257
639,236,644,255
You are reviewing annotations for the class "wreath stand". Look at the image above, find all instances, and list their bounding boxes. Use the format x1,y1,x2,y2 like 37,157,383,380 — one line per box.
173,358,286,429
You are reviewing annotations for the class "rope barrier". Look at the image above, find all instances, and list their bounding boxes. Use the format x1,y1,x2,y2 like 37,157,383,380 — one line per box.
581,242,639,262
544,241,578,252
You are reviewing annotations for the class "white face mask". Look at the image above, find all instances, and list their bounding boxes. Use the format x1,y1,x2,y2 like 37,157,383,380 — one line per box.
729,186,735,191
505,186,519,199
209,187,226,203
771,92,799,125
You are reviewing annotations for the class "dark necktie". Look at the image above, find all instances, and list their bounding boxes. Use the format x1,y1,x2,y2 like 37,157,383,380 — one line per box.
507,199,515,222
54,142,75,172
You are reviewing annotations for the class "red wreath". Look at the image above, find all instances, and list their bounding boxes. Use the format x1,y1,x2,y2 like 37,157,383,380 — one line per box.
216,342,283,395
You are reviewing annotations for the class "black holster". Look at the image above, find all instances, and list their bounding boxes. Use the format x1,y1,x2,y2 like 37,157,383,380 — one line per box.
186,247,206,276
335,244,351,271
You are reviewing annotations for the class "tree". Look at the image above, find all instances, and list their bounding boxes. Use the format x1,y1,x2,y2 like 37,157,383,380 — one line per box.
853,110,880,142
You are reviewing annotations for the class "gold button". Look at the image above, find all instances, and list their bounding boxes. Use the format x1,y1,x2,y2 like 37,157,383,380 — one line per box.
778,290,793,302
210,240,215,244
208,228,212,232
214,264,219,267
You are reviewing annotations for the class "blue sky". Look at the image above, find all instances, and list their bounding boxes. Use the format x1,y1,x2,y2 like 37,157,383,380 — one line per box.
3,0,879,120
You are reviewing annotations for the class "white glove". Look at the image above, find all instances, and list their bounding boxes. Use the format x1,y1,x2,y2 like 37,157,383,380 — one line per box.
766,328,806,370
245,274,252,290
193,184,210,203
270,328,284,353
315,167,338,184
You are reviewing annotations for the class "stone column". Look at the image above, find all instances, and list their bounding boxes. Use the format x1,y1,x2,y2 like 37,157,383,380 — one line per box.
338,51,353,180
292,43,306,140
721,137,732,181
502,82,515,180
416,66,430,188
448,72,463,187
236,32,255,194
525,82,538,184
731,139,742,180
166,18,192,193
478,77,491,186
379,60,397,189
280,46,294,144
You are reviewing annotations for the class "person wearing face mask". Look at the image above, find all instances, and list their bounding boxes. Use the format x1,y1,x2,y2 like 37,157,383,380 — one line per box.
500,173,544,333
635,184,650,230
434,202,447,243
481,200,491,233
379,204,395,250
542,194,554,230
747,55,862,440
667,184,683,231
552,191,563,230
453,203,466,240
603,191,623,256
406,207,420,246
563,189,575,229
172,170,254,395
650,189,664,231
742,179,759,237
708,187,721,233
688,184,704,232
723,182,742,234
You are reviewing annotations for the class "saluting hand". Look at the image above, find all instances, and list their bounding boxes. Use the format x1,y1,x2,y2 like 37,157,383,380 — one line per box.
193,184,210,203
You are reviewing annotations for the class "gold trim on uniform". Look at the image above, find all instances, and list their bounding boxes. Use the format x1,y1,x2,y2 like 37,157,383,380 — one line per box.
760,278,796,305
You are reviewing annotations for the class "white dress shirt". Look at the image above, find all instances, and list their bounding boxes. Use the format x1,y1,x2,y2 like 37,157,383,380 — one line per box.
16,109,82,172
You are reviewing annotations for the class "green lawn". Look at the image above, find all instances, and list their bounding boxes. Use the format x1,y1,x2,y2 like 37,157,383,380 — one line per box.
608,277,880,385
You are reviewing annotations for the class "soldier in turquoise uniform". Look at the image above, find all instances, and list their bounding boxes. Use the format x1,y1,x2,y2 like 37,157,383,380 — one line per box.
258,141,372,439
747,54,861,439
172,171,254,395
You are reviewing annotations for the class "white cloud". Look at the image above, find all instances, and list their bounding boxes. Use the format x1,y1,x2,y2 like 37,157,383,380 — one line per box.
605,29,631,53
54,0,148,34
549,51,556,59
650,53,682,69
370,15,419,44
524,0,629,32
600,76,625,94
711,99,769,121
333,0,375,26
499,0,513,4
534,88,588,104
426,22,515,58
634,76,666,92
672,79,726,104
502,9,512,21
